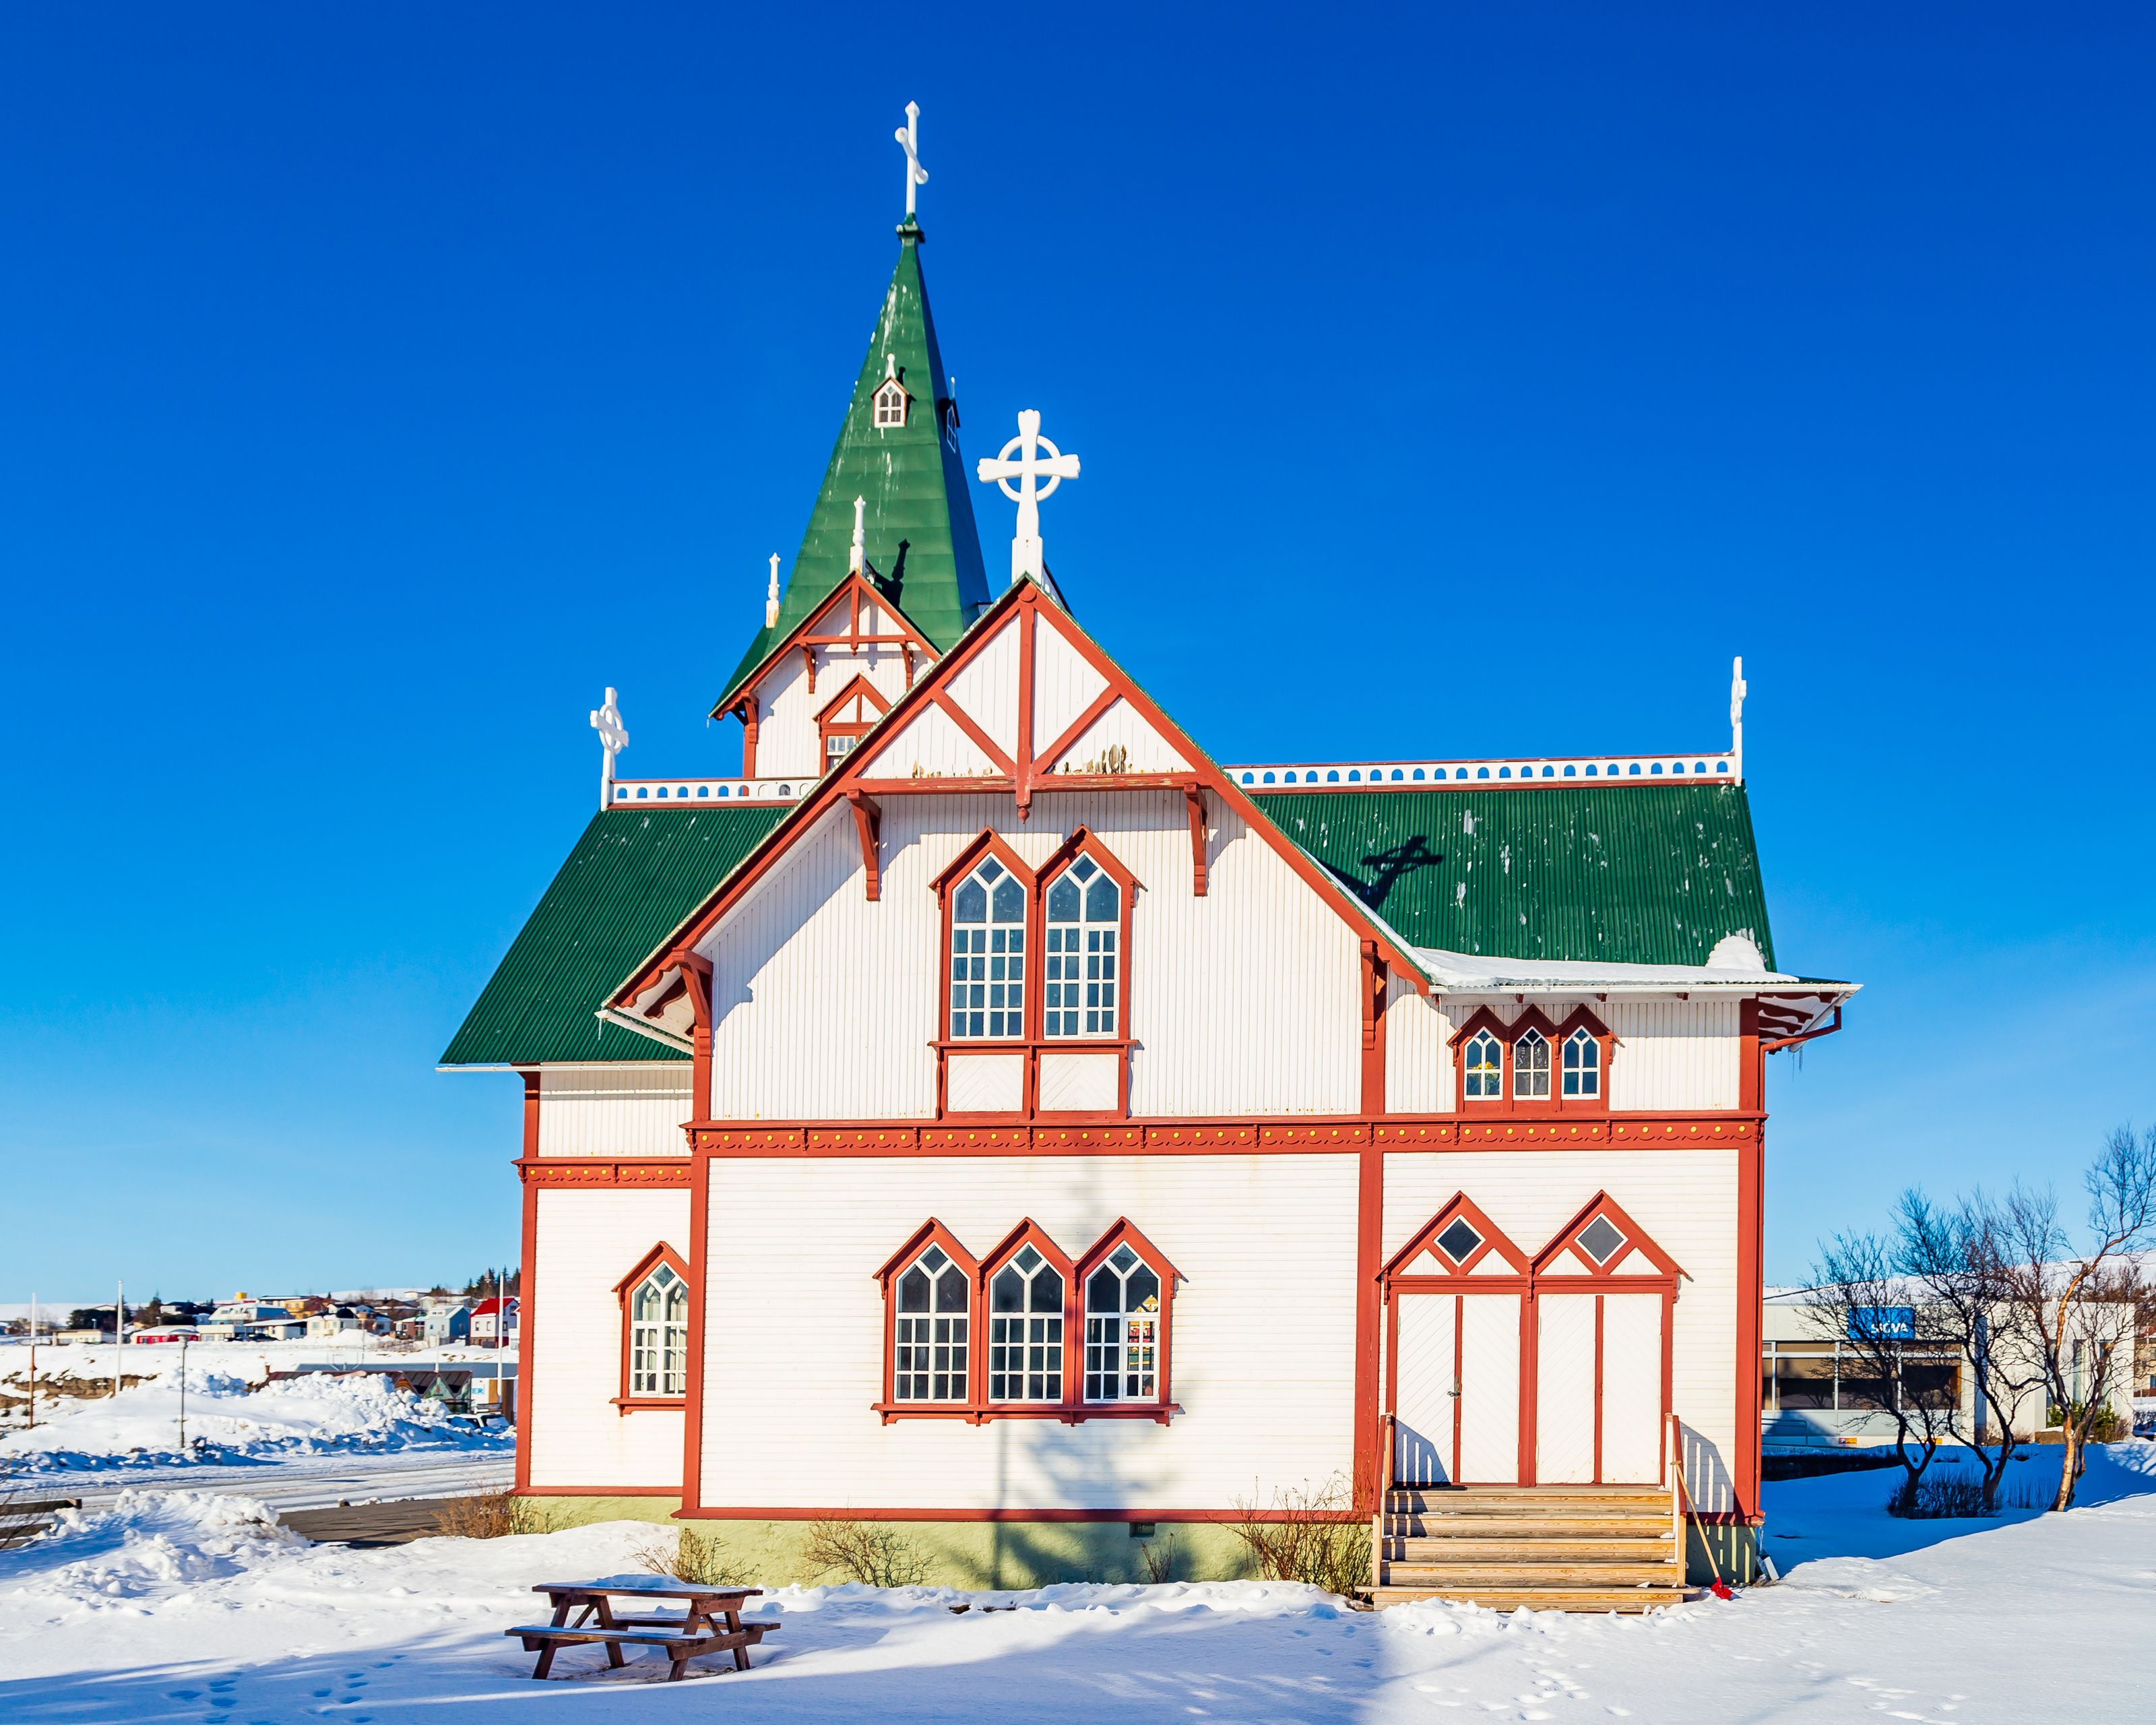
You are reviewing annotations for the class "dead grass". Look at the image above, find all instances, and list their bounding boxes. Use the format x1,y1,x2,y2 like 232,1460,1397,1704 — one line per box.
1137,1530,1184,1584
802,1517,929,1588
431,1487,552,1539
633,1526,749,1586
1229,1474,1370,1596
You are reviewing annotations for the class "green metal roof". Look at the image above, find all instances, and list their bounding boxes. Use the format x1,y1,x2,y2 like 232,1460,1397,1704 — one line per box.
1248,782,1775,970
715,226,991,714
440,805,784,1067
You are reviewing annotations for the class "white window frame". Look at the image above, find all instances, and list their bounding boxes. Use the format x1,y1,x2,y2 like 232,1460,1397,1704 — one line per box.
988,1244,1065,1404
892,1245,970,1403
628,1264,689,1397
1463,1030,1503,1100
873,379,908,428
1514,1028,1552,1101
1562,1026,1601,1098
949,859,1027,1040
1083,1243,1162,1404
1042,854,1120,1038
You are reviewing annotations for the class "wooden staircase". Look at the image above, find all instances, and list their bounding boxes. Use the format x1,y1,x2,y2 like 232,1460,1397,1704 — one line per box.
1368,1483,1689,1612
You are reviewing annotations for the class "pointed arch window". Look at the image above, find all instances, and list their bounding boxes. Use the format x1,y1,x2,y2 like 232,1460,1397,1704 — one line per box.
1562,1026,1602,1098
1463,1030,1503,1100
949,858,1028,1040
612,1243,691,1410
1043,853,1124,1038
872,354,910,429
1084,1240,1165,1403
988,1240,1068,1404
1513,1028,1552,1101
893,1243,972,1403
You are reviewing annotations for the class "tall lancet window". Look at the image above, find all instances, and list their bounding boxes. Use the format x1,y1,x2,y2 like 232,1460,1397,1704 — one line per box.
893,1245,970,1402
989,1245,1065,1403
627,1263,689,1398
1085,1243,1161,1402
1463,1030,1504,1100
1044,855,1120,1037
950,859,1027,1038
1513,1029,1552,1101
1562,1027,1602,1098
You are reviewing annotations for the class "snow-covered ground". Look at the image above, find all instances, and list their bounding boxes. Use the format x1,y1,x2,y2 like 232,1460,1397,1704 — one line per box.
1,1349,515,1511
1,1443,2149,1722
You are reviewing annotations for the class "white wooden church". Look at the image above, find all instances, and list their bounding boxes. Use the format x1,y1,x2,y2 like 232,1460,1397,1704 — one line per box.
445,107,1855,1603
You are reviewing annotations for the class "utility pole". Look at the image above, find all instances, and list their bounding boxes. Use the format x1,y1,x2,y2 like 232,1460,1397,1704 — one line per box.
26,1292,36,1433
178,1333,189,1453
114,1279,124,1402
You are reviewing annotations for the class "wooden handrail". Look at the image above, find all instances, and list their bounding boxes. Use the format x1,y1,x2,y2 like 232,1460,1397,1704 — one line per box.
1666,1412,1687,1565
1370,1410,1395,1590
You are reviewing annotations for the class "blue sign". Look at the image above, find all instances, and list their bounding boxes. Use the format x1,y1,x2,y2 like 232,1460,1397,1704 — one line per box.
1849,1306,1916,1341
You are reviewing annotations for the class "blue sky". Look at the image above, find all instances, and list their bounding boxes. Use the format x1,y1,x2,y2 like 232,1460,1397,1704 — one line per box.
2,5,2151,1298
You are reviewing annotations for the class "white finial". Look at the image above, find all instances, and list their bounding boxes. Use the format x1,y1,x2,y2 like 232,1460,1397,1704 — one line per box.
895,101,928,221
976,410,1080,585
884,352,897,380
849,496,867,574
589,687,629,811
1730,656,1748,780
765,554,781,628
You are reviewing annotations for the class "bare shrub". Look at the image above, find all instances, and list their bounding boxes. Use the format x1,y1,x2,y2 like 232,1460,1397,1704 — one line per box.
802,1517,928,1588
1229,1475,1370,1597
432,1487,552,1539
1137,1531,1183,1585
635,1526,746,1586
1889,1471,1990,1519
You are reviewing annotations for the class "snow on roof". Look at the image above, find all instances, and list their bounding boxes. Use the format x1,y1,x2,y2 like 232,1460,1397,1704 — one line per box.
1413,933,1857,998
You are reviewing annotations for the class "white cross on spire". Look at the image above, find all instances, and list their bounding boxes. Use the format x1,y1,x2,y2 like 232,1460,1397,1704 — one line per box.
977,410,1080,586
589,687,629,811
895,101,928,222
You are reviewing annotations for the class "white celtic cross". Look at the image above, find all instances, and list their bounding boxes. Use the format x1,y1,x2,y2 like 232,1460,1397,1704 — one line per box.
977,410,1080,585
590,686,629,810
895,101,928,220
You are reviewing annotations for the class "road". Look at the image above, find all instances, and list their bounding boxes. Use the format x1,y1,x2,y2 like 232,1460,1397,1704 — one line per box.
27,1448,515,1514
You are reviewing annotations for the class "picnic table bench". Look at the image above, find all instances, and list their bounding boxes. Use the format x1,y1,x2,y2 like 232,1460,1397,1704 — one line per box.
507,1578,780,1681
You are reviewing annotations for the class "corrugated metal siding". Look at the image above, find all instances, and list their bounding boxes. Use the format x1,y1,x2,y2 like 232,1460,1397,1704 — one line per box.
528,1189,690,1489
1384,976,1447,1113
1607,999,1740,1111
1046,699,1191,774
1378,1150,1740,1509
536,1068,694,1158
441,806,784,1067
859,700,1000,778
943,615,1021,759
695,1154,1359,1509
1029,618,1108,747
1250,783,1774,968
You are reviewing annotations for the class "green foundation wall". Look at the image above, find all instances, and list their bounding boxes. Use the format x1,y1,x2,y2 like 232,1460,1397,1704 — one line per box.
523,1499,1260,1588
1684,1520,1763,1586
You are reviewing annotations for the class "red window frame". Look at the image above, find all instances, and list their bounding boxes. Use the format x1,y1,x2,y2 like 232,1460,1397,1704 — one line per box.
612,1241,692,1412
1448,1004,1615,1115
815,674,891,772
1038,831,1138,1046
872,1218,1180,1425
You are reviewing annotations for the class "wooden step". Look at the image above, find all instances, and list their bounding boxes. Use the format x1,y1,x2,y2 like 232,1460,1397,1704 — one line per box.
1385,1561,1684,1587
1385,1536,1672,1562
1385,1516,1670,1540
1387,1489,1672,1510
1370,1583,1688,1614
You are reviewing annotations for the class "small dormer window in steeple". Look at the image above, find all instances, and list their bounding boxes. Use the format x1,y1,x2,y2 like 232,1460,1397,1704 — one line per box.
873,353,910,429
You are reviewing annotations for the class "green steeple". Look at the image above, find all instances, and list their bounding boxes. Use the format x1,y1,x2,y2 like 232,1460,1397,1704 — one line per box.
715,224,991,714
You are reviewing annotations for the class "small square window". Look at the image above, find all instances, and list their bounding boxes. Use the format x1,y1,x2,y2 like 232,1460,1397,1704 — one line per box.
1435,1218,1482,1264
1579,1216,1626,1264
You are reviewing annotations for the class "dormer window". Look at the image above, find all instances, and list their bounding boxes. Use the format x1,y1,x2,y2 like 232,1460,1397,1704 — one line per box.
1463,1030,1503,1100
1514,1028,1552,1101
872,354,910,429
1562,1027,1602,1098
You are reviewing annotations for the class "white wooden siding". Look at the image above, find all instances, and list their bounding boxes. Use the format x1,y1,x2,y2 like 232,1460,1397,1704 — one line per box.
694,1154,1358,1509
1384,979,1448,1113
536,1068,693,1158
697,792,1363,1119
749,638,914,783
858,701,1000,778
941,616,1021,759
528,1189,690,1490
1381,1150,1740,1509
1029,619,1108,748
1606,999,1740,1111
1044,699,1191,774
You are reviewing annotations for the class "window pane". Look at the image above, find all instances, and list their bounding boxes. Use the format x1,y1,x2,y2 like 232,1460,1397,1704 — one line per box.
1436,1218,1482,1263
954,880,986,922
899,1267,930,1313
1774,1356,1835,1409
992,877,1025,922
1127,1267,1160,1311
935,1266,968,1313
992,1266,1023,1313
1578,1216,1625,1263
1085,877,1118,920
1087,1266,1120,1313
1110,1244,1137,1272
1048,877,1079,920
1035,1267,1063,1310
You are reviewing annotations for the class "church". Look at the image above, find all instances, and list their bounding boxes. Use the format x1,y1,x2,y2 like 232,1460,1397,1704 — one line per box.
443,107,1854,1603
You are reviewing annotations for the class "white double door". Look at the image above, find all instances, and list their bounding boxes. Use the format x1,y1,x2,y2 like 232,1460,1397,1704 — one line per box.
1533,1292,1664,1484
1393,1292,1521,1486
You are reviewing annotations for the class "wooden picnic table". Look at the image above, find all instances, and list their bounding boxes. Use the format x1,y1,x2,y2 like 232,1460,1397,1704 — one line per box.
505,1577,779,1681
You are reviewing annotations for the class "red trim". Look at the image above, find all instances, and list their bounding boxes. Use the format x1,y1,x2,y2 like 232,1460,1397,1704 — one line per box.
734,695,759,780
1761,1004,1841,1054
686,1112,1764,1154
1448,1003,1614,1115
676,955,713,1124
1182,787,1209,896
521,1071,541,1160
817,675,891,777
1034,682,1122,775
1736,1129,1765,1519
846,791,883,901
514,1485,681,1498
1072,1218,1180,1413
716,573,934,720
1014,600,1037,815
517,1159,695,1187
977,1219,1077,1410
1352,1139,1384,1514
873,1220,982,1422
1531,1191,1687,1281
675,1506,1360,1524
515,1154,537,1495
932,688,1018,776
1379,1193,1531,1281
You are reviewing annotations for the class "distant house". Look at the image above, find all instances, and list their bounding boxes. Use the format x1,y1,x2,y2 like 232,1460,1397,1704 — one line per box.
422,1305,472,1346
131,1327,199,1344
305,1309,363,1339
202,1297,306,1342
468,1296,518,1344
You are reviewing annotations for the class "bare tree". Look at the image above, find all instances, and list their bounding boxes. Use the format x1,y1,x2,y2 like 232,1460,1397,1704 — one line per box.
1994,1125,2156,1511
1895,1189,2039,1513
1806,1230,1965,1515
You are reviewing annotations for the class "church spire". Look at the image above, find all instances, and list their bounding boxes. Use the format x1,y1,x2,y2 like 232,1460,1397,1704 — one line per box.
714,107,990,717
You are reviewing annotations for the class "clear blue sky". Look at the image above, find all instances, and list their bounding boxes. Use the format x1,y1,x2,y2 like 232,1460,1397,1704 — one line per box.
3,5,2151,1300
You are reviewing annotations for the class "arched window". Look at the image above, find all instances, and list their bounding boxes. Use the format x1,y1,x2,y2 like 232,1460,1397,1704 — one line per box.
989,1244,1065,1402
1562,1026,1602,1098
950,858,1027,1039
1513,1029,1552,1101
1085,1243,1161,1402
1463,1030,1503,1100
1044,855,1120,1038
628,1263,689,1397
893,1244,971,1403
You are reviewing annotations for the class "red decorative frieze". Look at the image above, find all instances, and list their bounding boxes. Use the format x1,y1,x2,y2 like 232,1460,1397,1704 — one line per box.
517,1159,694,1188
1035,1125,1144,1150
693,1127,805,1152
1145,1123,1259,1150
1259,1123,1372,1149
809,1126,920,1152
1374,1122,1457,1146
919,1126,1032,1152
